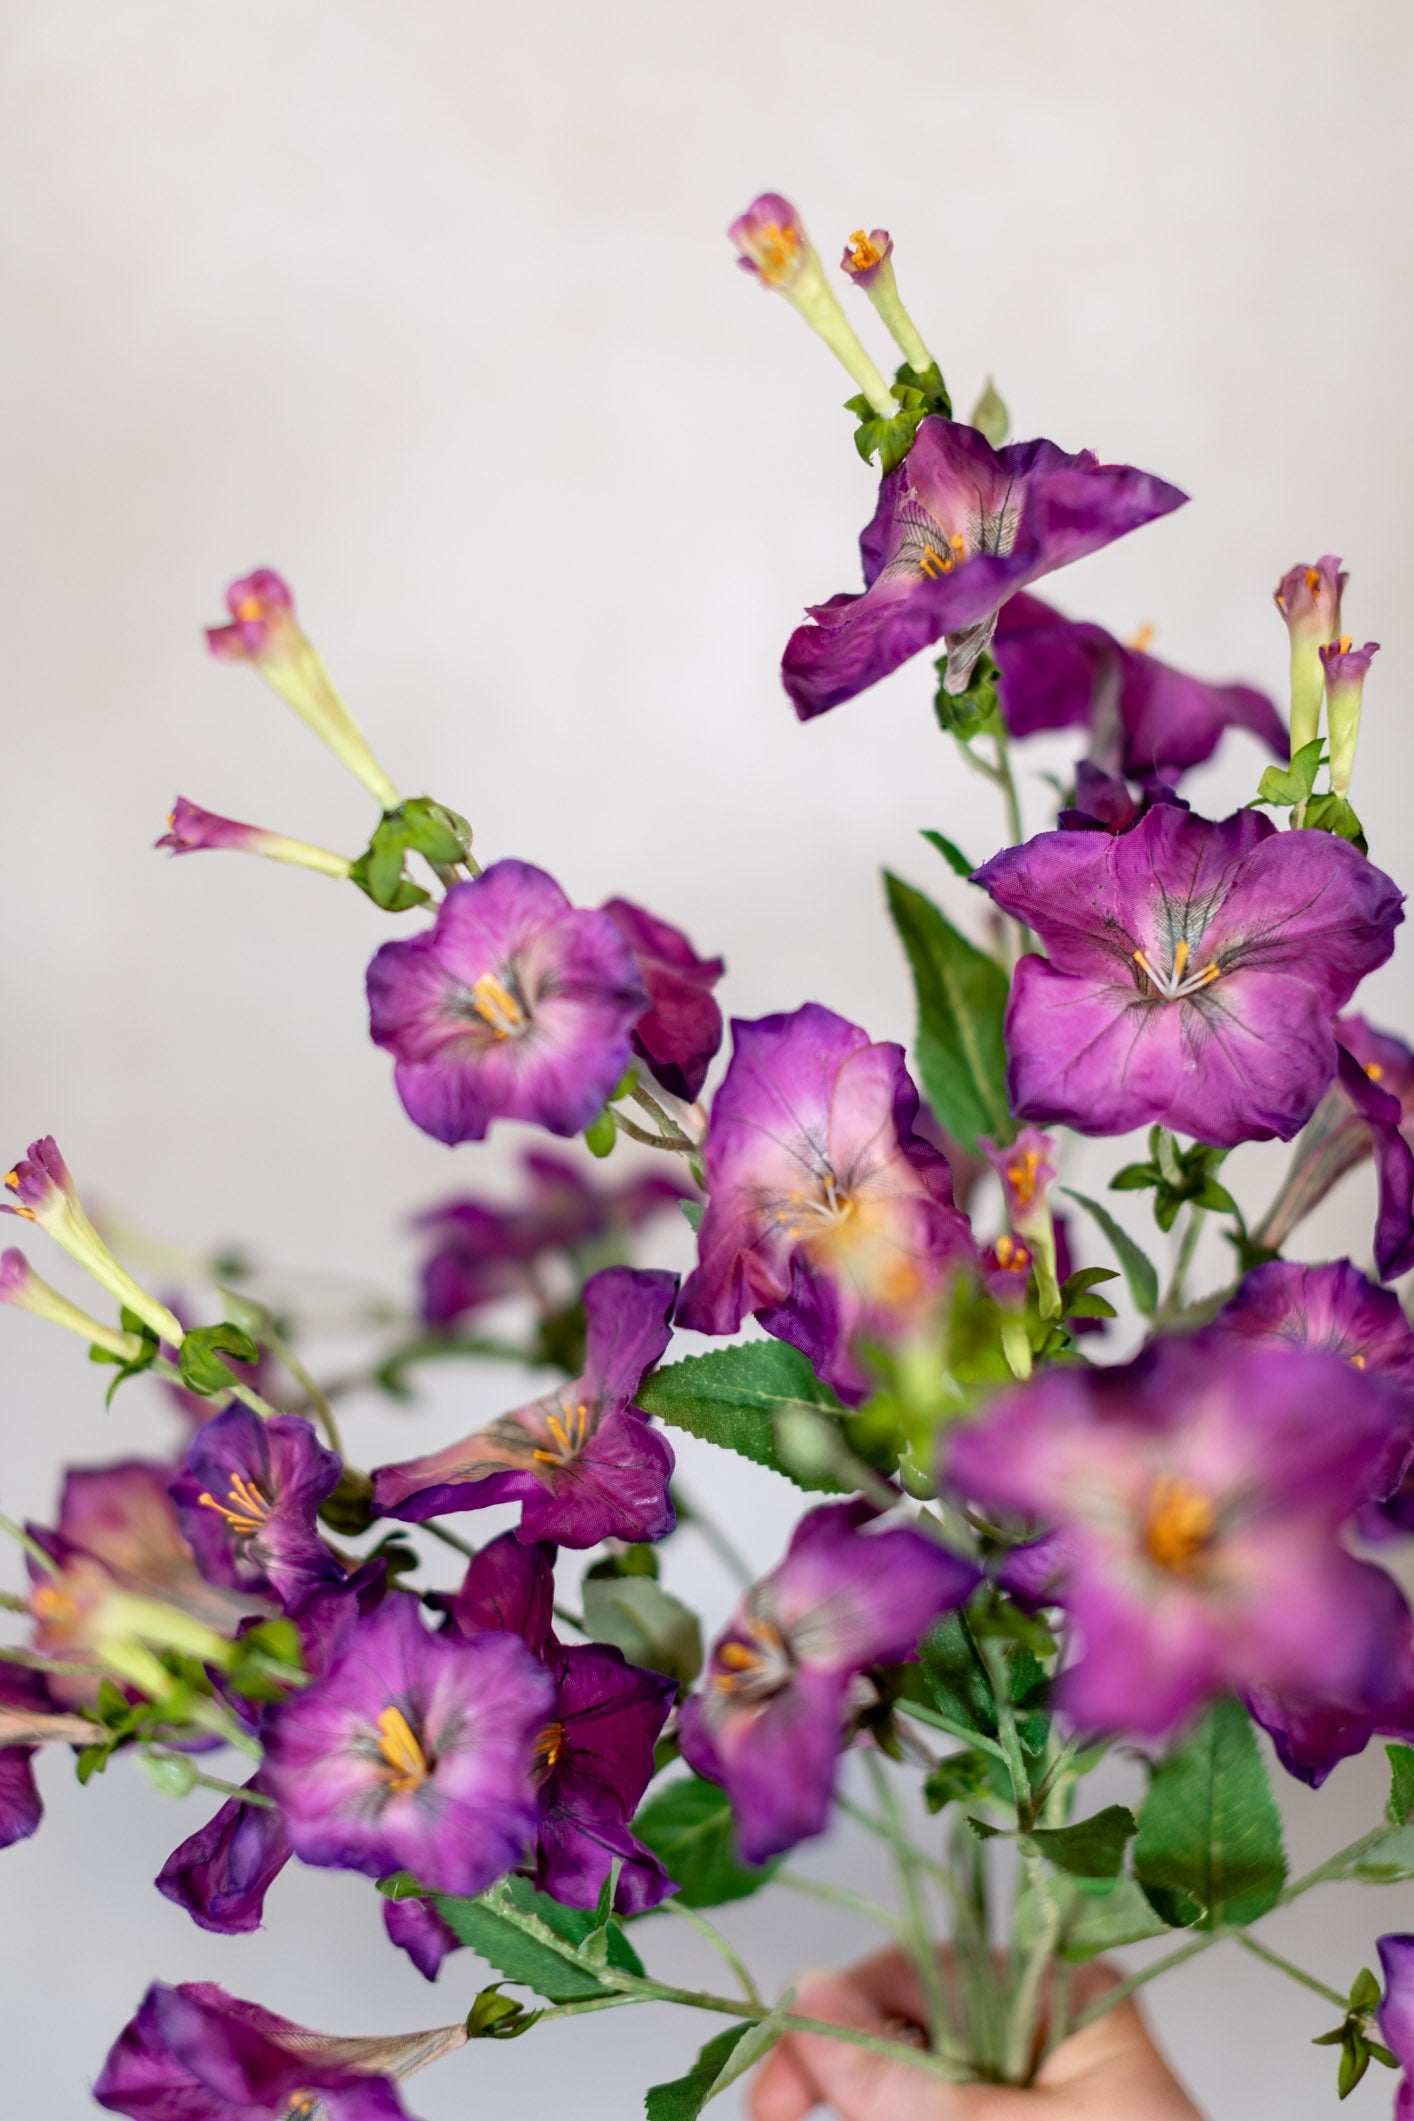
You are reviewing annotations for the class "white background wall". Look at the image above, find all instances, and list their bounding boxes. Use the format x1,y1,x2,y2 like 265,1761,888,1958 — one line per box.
2,2,1412,2113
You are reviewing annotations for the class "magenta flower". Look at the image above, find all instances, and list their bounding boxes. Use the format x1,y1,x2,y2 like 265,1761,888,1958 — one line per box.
975,804,1403,1147
0,1663,57,1850
366,861,648,1145
680,1502,977,1864
382,1894,464,1982
156,796,352,881
417,1149,691,1329
261,1589,552,1896
373,1266,677,1547
1274,553,1347,756
94,1979,464,2120
155,1771,292,1935
991,592,1283,779
1379,1936,1414,2121
677,1005,976,1404
2,1136,183,1345
779,418,1186,720
840,227,894,287
170,1406,342,1608
728,192,809,288
1247,1567,1414,1788
451,1534,676,1914
948,1339,1410,1737
1214,1260,1414,1402
1056,763,1185,836
205,568,300,664
601,896,725,1102
1321,635,1379,797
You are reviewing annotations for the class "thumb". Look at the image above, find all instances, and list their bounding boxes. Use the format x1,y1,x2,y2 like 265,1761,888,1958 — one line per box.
752,1970,973,2121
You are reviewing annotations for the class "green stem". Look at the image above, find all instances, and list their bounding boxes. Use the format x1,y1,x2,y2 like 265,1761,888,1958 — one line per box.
1159,1206,1207,1321
227,1381,288,1424
0,1646,102,1676
265,1328,345,1457
1067,1935,1216,2034
0,1511,59,1576
609,1108,693,1155
0,1589,31,1611
993,729,1025,850
419,1520,479,1560
896,1696,1008,1762
668,1902,764,2007
629,1082,699,1151
1235,1933,1348,2010
776,1870,904,1937
1281,1825,1394,1899
676,1490,753,1587
978,1639,1032,1827
1006,1846,1061,2080
950,1817,1005,2075
866,1754,956,2054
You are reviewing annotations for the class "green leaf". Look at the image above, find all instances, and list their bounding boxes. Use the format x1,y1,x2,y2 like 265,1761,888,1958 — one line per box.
1350,1966,1381,2013
1058,1874,1176,1962
1345,1824,1414,1882
894,360,952,418
1109,1163,1160,1192
1389,1743,1414,1825
646,2025,752,2121
968,376,1009,448
933,649,1003,743
633,1776,781,1908
177,1322,261,1397
584,1543,660,1583
923,1750,993,1812
1338,2030,1371,2098
918,1613,1001,1741
1303,793,1369,854
679,1199,705,1234
432,1888,621,2003
581,1577,703,1688
846,386,928,475
499,1874,644,1975
920,829,977,880
396,795,473,864
1061,1190,1159,1316
1029,1806,1136,1886
1134,1698,1287,1930
1253,739,1324,809
635,1342,849,1493
885,871,1010,1154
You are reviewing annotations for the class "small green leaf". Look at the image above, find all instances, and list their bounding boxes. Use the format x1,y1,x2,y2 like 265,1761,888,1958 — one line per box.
581,1577,703,1688
1389,1744,1414,1825
968,376,1009,448
1338,2030,1371,2098
633,1776,781,1908
646,2024,752,2121
920,829,977,880
919,1613,999,1741
397,795,473,865
679,1199,705,1234
1345,1824,1414,1882
1061,1191,1159,1316
1109,1163,1160,1192
1029,1806,1137,1886
1253,739,1324,809
584,1111,617,1158
885,870,1011,1154
635,1343,848,1493
1134,1698,1286,1930
923,1750,993,1813
933,650,1003,744
1350,1966,1382,2013
466,1984,542,2040
584,1543,660,1584
1302,793,1368,854
432,1882,637,2003
177,1322,261,1397
846,385,927,475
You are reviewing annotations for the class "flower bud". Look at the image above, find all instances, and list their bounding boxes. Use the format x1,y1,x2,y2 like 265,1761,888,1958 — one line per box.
156,796,353,880
1320,637,1379,799
0,1247,145,1361
981,1129,1062,1319
840,226,933,374
1,1138,183,1345
728,192,895,419
206,569,400,811
1273,554,1347,758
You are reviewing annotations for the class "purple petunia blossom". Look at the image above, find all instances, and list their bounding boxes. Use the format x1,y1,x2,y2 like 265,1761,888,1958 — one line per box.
417,1149,691,1329
366,861,648,1146
677,1005,976,1404
600,897,725,1103
975,803,1403,1148
840,227,893,287
155,1771,292,1935
1057,763,1186,837
1247,1567,1414,1788
261,1589,552,1897
1213,1260,1414,1404
156,796,353,881
729,192,809,288
991,592,1283,780
170,1405,343,1608
0,1661,89,1851
94,1979,465,2120
372,1266,678,1547
780,418,1186,720
679,1501,977,1864
382,1894,464,1982
449,1534,676,1915
1274,554,1347,757
1379,1935,1414,2121
947,1338,1411,1737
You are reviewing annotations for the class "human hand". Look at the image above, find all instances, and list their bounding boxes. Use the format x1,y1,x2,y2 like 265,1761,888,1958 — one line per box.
749,1950,1205,2121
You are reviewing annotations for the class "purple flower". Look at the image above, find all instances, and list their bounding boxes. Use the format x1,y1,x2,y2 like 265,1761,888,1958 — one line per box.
372,1266,678,1547
679,1501,977,1864
1274,554,1346,756
1379,1936,1414,2121
2,1137,183,1345
94,1979,465,2120
991,592,1283,779
601,897,724,1102
205,568,300,665
947,1339,1410,1737
976,803,1403,1147
156,796,353,881
677,1005,976,1404
382,1894,464,1982
261,1589,552,1896
728,192,808,288
1320,635,1379,798
155,1772,292,1934
1337,1019,1414,1280
779,419,1186,720
840,227,893,287
0,1662,75,1851
449,1534,675,1914
1056,763,1185,836
417,1149,691,1329
1247,1568,1414,1787
1214,1260,1414,1401
170,1406,342,1607
366,861,648,1145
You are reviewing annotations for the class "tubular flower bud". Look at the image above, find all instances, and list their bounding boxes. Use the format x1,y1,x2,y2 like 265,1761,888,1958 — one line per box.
156,796,353,880
840,226,932,373
1273,553,1347,758
0,1247,145,1362
205,568,400,811
1,1139,183,1346
1320,636,1379,800
728,192,895,420
981,1129,1062,1318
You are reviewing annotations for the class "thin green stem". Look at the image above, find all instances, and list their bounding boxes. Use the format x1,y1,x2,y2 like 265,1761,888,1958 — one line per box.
419,1520,479,1561
0,1511,58,1576
228,1381,288,1424
978,1639,1032,1826
1282,1825,1392,1900
1068,1936,1217,2034
609,1108,693,1155
668,1902,763,2007
993,729,1025,851
1006,1845,1061,2080
1159,1206,1207,1321
0,1645,102,1676
265,1328,345,1457
1235,1933,1348,2010
0,1589,31,1611
629,1082,700,1151
866,1754,955,2055
1045,1962,1072,2061
950,1817,1005,2075
146,1755,275,1808
897,1696,1007,1762
776,1870,904,1938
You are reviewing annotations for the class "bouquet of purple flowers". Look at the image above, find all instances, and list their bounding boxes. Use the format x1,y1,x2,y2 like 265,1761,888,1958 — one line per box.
7,190,1414,2119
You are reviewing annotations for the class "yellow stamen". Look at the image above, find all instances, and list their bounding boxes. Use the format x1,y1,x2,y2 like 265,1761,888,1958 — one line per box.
752,222,803,285
846,229,882,272
1304,567,1322,597
532,1400,591,1465
470,971,528,1038
1336,634,1353,655
1144,1474,1216,1572
198,1472,271,1537
375,1705,429,1794
535,1721,566,1772
1006,1149,1041,1206
31,1585,78,1623
236,596,265,622
1129,623,1157,654
1366,1061,1385,1082
1172,939,1190,981
1351,1353,1367,1369
919,544,953,579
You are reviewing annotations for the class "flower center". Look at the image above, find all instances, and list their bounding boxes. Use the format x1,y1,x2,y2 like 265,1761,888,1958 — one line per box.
712,1617,793,1700
198,1472,271,1538
470,971,530,1039
284,2098,320,2120
746,221,803,285
2,1171,34,1221
1132,938,1222,1003
1129,623,1157,653
534,1721,566,1779
1006,1149,1041,1206
236,596,267,622
993,1234,1031,1274
533,1398,593,1466
1143,1474,1217,1572
30,1583,78,1625
845,228,882,271
376,1705,430,1795
774,1168,855,1240
919,534,967,579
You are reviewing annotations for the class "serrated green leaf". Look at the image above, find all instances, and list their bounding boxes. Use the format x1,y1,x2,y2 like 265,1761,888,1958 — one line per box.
633,1776,781,1908
1388,1743,1414,1824
920,829,977,880
432,1891,617,2002
885,871,1010,1154
635,1343,848,1493
1029,1806,1137,1885
581,1577,702,1688
919,1613,998,1740
1061,1190,1159,1316
499,1874,644,1975
1134,1698,1286,1930
645,2024,752,2121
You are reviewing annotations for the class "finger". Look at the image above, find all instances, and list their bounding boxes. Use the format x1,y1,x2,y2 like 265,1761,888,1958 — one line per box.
749,2027,820,2121
815,1942,957,2032
763,1969,954,2121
